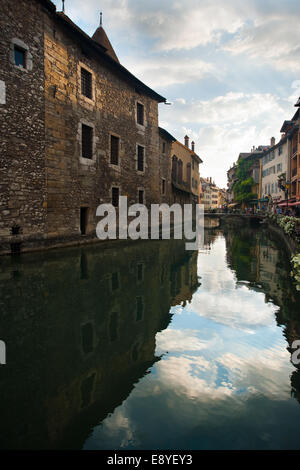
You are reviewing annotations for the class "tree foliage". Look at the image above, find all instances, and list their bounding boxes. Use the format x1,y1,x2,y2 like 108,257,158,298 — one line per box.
233,158,257,203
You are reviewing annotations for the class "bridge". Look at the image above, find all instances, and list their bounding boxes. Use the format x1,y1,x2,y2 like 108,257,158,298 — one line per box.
204,212,266,221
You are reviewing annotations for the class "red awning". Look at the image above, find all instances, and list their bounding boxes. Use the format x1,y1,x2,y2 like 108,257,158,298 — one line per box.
277,199,296,206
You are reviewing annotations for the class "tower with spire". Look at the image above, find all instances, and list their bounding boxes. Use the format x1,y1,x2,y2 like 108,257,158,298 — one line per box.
92,12,119,63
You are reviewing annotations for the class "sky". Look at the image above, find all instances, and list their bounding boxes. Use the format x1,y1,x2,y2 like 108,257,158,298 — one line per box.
52,0,300,188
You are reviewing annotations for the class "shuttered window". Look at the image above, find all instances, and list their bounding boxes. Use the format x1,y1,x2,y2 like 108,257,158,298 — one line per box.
81,124,93,159
137,145,144,171
110,135,119,165
81,67,92,99
137,102,144,125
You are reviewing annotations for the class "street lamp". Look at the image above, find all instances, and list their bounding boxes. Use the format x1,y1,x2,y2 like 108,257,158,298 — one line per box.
285,181,291,212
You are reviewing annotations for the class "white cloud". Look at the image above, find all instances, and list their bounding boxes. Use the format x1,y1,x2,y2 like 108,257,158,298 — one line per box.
156,328,217,354
159,92,292,187
123,56,218,87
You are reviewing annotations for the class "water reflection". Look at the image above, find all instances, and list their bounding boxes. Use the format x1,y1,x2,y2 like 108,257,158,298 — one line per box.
84,226,300,450
0,240,198,449
0,225,300,450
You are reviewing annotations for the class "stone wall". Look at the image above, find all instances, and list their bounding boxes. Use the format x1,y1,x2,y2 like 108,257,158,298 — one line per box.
43,13,162,240
0,0,47,243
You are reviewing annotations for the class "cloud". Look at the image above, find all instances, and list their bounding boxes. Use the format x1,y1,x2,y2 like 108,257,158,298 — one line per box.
223,15,300,71
159,91,293,186
123,56,218,87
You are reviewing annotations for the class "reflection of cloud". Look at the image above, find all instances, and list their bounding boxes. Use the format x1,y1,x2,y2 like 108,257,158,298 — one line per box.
156,328,217,354
153,343,291,403
185,238,278,332
91,407,137,449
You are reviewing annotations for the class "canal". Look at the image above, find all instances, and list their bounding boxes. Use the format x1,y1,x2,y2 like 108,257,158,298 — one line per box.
0,223,300,450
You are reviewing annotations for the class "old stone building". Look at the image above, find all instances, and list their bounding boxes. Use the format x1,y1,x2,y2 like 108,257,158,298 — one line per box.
0,0,168,254
0,0,55,251
158,127,176,205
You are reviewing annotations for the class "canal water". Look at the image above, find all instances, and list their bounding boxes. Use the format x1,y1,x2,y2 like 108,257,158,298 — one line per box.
0,223,300,450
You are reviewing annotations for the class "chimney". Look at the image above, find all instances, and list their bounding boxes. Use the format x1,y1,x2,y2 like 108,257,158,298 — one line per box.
191,141,195,152
184,135,189,148
271,136,275,147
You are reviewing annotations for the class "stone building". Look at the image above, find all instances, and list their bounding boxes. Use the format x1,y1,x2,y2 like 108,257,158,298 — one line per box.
158,127,176,205
171,136,202,205
0,0,169,254
0,0,54,250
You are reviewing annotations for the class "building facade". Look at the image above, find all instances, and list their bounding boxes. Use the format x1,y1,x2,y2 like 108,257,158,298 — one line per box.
200,177,219,210
0,0,175,254
171,136,202,206
261,137,289,205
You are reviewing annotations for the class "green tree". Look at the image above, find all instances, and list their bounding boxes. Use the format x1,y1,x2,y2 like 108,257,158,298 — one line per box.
233,158,257,203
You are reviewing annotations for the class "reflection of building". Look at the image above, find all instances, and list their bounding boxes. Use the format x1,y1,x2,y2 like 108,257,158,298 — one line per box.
223,220,300,405
0,238,199,449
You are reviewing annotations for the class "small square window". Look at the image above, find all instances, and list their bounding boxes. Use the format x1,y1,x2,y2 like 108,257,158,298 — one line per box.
137,145,144,172
81,124,93,159
137,102,144,125
14,46,25,67
81,67,92,99
110,135,119,165
112,187,119,207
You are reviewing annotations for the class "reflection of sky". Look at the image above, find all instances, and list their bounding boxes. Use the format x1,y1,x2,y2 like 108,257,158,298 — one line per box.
84,235,300,450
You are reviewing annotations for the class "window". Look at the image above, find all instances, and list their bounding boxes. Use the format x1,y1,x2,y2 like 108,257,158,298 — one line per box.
137,102,144,125
111,272,119,290
81,124,93,159
81,67,92,99
80,207,89,235
110,135,119,165
112,187,119,207
278,146,283,155
136,297,144,322
277,163,282,173
137,145,144,171
137,263,144,281
162,142,166,154
161,178,166,195
138,189,144,204
14,46,25,67
109,312,118,342
81,323,94,354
